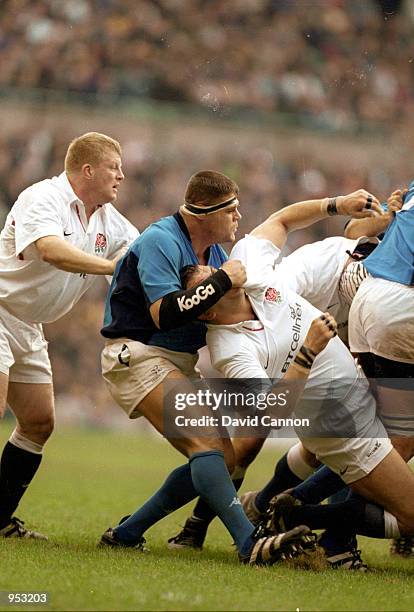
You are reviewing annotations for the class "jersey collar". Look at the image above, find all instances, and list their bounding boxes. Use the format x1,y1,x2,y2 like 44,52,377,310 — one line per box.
57,172,82,206
173,211,212,262
173,211,191,241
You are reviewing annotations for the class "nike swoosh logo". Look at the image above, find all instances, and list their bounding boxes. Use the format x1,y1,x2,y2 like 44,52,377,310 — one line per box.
328,302,339,309
339,466,348,476
64,231,73,236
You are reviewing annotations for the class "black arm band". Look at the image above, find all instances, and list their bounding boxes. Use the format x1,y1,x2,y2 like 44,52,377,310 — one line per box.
327,197,338,216
158,269,232,331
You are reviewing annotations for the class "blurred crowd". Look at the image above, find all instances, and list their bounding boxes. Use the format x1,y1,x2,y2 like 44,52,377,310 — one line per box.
1,0,413,132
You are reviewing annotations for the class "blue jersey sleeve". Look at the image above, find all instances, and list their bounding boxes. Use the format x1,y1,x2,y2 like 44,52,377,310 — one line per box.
137,227,183,304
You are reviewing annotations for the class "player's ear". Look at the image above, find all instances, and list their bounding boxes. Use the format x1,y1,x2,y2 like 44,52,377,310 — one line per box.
82,163,94,179
199,310,216,321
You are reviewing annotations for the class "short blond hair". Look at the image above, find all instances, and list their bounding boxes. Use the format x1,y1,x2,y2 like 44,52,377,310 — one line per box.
64,132,121,174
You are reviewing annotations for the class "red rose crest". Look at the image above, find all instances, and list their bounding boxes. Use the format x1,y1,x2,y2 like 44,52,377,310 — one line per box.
95,233,107,254
265,287,282,303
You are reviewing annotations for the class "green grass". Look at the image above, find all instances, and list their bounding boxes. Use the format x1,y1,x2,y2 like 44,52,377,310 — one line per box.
0,425,413,611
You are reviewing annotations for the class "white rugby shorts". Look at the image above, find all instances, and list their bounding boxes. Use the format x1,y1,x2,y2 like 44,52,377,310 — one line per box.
349,276,414,363
0,302,52,383
101,339,199,418
301,424,392,484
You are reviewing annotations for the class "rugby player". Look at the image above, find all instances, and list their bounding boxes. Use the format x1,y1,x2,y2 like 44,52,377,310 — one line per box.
347,185,414,557
0,132,138,539
99,170,318,565
98,173,374,564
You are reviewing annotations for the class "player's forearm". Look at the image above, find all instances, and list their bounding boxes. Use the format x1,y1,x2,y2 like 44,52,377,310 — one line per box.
35,236,115,275
252,198,343,248
253,199,323,236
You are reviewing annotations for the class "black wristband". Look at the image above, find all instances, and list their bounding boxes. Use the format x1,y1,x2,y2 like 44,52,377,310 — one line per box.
158,269,232,331
300,345,316,364
327,197,338,216
293,345,315,370
293,355,312,370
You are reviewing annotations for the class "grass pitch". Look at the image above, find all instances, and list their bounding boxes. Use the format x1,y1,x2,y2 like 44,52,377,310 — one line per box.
0,425,413,611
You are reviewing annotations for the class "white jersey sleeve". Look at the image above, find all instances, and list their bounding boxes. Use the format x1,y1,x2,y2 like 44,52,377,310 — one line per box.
229,234,281,292
13,186,66,257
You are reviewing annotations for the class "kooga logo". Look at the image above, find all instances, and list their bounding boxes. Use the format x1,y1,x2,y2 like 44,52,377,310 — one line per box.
177,284,215,311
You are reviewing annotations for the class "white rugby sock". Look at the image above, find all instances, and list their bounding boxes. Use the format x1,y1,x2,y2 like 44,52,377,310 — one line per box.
287,443,315,481
9,430,44,455
384,511,400,539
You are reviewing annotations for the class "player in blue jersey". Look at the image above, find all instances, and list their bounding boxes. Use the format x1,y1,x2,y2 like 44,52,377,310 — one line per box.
347,185,414,557
98,170,315,565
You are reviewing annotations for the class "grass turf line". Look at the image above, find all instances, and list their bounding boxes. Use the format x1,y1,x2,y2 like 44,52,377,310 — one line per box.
0,425,413,611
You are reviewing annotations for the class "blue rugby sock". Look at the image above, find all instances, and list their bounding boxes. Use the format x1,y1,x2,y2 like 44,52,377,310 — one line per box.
114,464,196,544
319,529,358,556
283,492,387,538
189,451,254,552
319,489,357,556
292,466,345,504
255,452,302,513
191,476,245,524
328,487,350,504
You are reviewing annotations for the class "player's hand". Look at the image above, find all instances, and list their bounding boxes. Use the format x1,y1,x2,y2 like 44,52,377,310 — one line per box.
337,189,383,218
108,247,128,274
221,259,247,287
387,188,406,213
303,312,337,356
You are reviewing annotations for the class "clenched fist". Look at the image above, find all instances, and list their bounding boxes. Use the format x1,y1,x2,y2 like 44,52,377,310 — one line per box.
337,189,383,218
303,312,337,356
221,259,247,287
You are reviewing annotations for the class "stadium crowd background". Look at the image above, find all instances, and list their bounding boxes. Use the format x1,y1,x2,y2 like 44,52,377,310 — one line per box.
0,0,411,426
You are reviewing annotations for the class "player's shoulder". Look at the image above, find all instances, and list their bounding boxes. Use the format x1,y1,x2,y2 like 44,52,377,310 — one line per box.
231,234,280,261
138,216,184,248
17,175,65,204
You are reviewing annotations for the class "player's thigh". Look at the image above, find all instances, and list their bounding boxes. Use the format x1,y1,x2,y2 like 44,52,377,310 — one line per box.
0,320,14,417
0,372,9,418
7,382,55,437
351,448,414,530
137,370,227,459
391,437,414,463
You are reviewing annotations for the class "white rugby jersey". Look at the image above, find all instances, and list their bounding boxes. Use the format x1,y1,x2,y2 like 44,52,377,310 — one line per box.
0,172,138,323
207,235,377,435
208,234,374,401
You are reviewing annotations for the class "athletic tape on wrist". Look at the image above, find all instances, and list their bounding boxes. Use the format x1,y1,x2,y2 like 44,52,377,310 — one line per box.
327,197,338,216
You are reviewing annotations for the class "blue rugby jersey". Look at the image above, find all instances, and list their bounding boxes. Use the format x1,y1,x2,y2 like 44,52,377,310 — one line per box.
101,212,228,353
364,183,414,286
